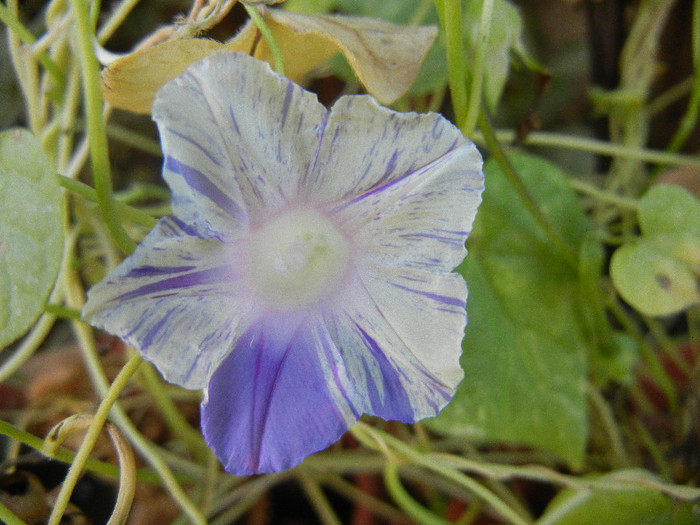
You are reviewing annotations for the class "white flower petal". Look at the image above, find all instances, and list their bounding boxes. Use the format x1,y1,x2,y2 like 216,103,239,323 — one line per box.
352,265,468,390
82,217,253,389
152,52,328,233
328,137,483,395
323,279,458,421
303,95,466,205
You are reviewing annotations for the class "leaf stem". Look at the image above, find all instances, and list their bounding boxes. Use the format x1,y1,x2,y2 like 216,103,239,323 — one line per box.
138,362,210,461
605,288,678,408
0,3,65,87
463,0,493,135
43,303,81,319
244,3,285,76
297,468,344,525
351,423,531,525
0,502,27,525
45,354,143,525
437,0,468,129
0,419,161,482
97,0,144,43
69,0,136,254
481,129,700,168
383,463,451,525
587,384,629,468
478,111,578,267
57,174,158,228
570,179,639,211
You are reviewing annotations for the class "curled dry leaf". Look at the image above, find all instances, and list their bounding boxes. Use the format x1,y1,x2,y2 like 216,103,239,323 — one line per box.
102,8,437,113
102,39,236,114
262,10,438,104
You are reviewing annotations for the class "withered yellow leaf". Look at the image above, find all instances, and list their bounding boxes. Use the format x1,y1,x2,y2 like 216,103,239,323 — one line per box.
251,15,338,85
102,39,228,114
102,8,436,114
265,10,437,104
102,21,260,114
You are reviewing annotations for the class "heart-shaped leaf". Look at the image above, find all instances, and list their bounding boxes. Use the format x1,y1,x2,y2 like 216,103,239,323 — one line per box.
0,129,63,349
611,185,700,316
427,153,590,466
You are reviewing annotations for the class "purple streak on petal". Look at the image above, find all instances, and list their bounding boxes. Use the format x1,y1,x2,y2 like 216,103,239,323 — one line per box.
389,283,466,308
331,146,461,213
353,324,413,419
140,307,180,348
125,265,197,278
165,156,241,218
201,316,354,475
383,150,398,179
430,118,445,140
434,228,470,236
280,81,294,128
164,127,223,167
180,335,218,385
228,107,241,135
304,114,329,186
110,266,232,302
397,232,465,246
156,216,205,238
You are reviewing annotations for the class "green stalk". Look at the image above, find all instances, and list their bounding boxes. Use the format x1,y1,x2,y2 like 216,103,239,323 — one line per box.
65,277,207,524
57,174,158,228
383,464,451,525
351,423,531,525
69,0,136,254
297,469,344,525
97,0,144,43
139,362,210,461
0,3,65,86
0,502,27,525
243,3,284,76
43,303,81,319
587,384,629,468
463,0,493,135
478,111,578,267
605,290,677,408
437,0,468,129
46,354,143,525
482,129,700,168
0,419,161,482
569,179,639,211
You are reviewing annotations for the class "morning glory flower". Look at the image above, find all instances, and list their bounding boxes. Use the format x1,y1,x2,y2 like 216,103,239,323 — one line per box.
83,51,484,475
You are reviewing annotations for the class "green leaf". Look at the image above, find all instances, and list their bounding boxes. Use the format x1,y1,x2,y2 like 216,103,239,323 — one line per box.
0,129,63,348
611,185,700,316
537,469,699,525
639,184,700,235
427,153,590,466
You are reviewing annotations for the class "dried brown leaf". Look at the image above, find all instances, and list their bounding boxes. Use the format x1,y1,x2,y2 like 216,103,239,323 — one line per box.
101,8,437,113
266,10,438,104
